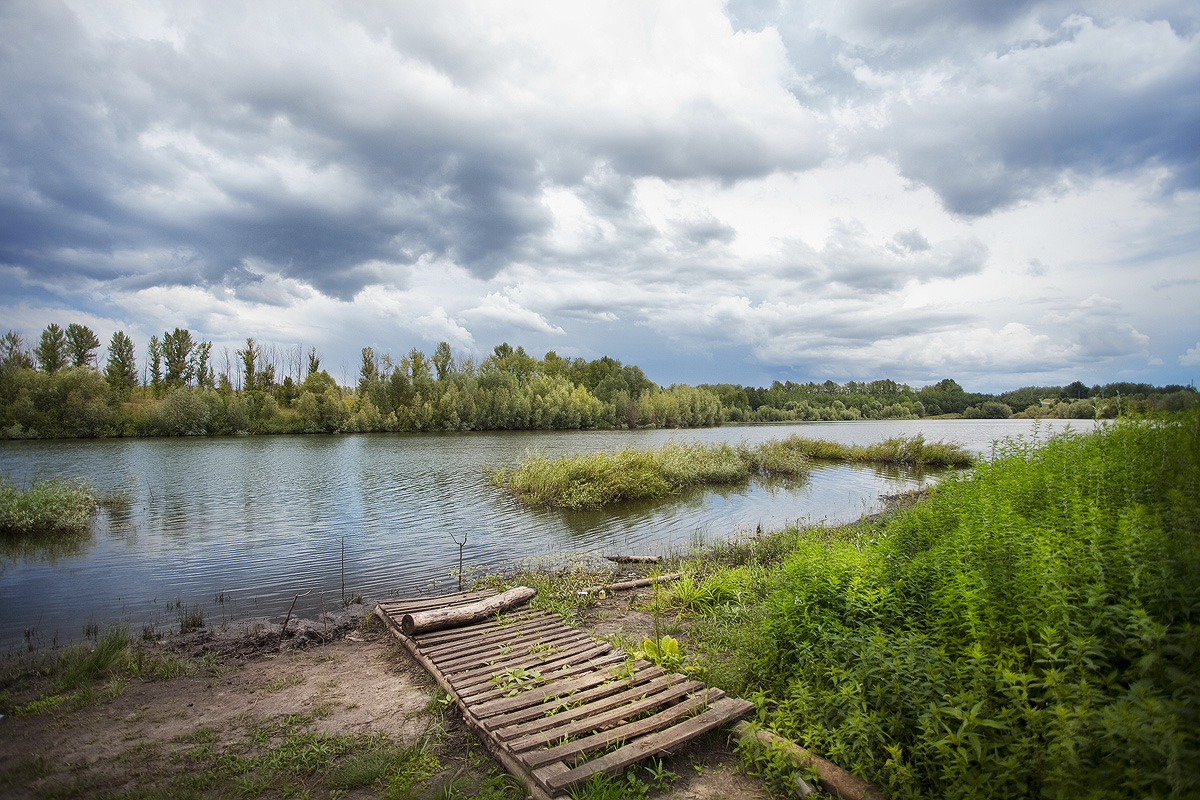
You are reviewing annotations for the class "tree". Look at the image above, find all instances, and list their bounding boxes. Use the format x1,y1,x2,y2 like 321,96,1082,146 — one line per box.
432,341,455,381
105,331,138,395
148,335,163,392
0,330,34,374
195,341,214,389
36,323,68,373
307,347,321,376
358,347,380,398
161,328,196,387
65,323,101,368
238,338,260,392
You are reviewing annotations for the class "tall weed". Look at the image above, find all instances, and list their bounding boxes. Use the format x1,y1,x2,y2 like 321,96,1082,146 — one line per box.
759,410,1200,798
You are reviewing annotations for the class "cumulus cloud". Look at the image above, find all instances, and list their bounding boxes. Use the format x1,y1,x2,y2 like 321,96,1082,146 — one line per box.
1181,342,1200,366
465,292,566,336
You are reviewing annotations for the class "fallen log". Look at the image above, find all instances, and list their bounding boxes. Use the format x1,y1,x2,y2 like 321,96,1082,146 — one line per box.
579,572,686,595
732,722,887,800
604,555,662,564
401,586,537,636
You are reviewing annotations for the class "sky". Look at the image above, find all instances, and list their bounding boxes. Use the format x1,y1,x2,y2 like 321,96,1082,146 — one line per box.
1,1,1198,393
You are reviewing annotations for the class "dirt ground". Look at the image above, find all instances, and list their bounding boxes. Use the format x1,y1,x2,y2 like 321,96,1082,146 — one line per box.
0,597,772,800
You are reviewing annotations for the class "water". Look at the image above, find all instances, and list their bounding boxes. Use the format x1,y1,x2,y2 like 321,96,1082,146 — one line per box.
0,418,1072,647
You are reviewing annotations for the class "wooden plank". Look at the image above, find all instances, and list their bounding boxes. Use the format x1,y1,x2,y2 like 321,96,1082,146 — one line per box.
415,608,553,643
468,654,637,719
541,697,755,793
432,627,593,673
450,640,613,697
495,671,689,740
377,590,495,614
507,679,708,753
419,615,562,655
454,643,614,702
484,663,666,730
517,688,719,769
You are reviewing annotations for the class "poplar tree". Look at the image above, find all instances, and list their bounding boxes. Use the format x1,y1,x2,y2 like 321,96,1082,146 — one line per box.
105,331,138,395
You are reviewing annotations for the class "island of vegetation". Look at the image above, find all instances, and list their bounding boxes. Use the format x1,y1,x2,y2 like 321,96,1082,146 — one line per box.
1,323,1195,439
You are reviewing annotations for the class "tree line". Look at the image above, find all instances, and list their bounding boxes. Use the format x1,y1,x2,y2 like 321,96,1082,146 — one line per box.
0,323,1194,439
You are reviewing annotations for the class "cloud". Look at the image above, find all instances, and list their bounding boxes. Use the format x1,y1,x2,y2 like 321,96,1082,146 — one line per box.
1181,342,1200,366
464,292,566,336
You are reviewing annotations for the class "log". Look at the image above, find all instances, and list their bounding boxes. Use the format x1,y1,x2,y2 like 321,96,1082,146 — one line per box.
400,586,537,636
579,572,686,595
731,722,888,800
605,555,662,564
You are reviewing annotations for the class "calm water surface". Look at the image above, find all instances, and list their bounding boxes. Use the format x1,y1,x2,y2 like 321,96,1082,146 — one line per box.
0,419,1073,647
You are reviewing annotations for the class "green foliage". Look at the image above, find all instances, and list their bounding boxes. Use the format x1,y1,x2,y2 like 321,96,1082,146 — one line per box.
0,476,98,533
635,635,689,672
757,410,1200,798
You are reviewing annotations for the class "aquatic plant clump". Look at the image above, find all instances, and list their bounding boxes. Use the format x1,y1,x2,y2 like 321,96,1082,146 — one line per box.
0,476,99,534
493,434,971,510
492,442,751,510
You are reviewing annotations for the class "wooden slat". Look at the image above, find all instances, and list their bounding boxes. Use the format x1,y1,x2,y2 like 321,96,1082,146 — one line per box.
540,697,756,793
507,679,707,753
420,615,563,655
495,671,688,740
433,626,592,673
518,688,720,769
454,642,614,701
412,611,549,647
485,663,666,730
468,653,634,719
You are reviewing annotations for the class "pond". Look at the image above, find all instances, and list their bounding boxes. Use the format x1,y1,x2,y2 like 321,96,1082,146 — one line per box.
0,418,1071,648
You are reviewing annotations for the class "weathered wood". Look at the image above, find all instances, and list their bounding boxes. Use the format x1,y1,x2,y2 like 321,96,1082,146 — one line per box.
455,642,615,702
377,589,760,800
580,572,686,595
490,665,673,734
732,722,889,800
542,696,755,793
432,626,591,674
468,653,636,719
420,614,561,654
605,555,662,564
518,688,720,769
508,679,707,753
400,586,537,635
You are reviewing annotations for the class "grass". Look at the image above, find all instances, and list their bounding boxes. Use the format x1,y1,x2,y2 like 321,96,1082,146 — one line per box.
492,435,973,509
0,475,99,534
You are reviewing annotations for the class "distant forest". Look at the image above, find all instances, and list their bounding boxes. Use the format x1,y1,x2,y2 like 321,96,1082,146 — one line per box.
0,324,1195,439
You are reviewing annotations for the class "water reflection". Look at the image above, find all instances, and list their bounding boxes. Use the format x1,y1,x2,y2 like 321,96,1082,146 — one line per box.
0,419,1058,647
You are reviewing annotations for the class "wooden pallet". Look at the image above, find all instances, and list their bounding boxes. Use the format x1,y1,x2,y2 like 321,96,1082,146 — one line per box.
375,591,754,800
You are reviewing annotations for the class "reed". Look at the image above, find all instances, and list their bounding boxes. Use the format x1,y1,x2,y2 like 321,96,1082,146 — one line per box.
0,476,98,534
493,435,972,510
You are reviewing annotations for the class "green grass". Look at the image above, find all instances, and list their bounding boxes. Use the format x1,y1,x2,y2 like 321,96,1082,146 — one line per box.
0,475,99,534
492,435,973,510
